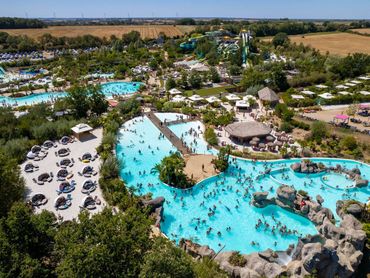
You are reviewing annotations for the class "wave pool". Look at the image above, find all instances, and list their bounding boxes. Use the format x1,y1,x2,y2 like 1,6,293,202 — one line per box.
116,113,370,254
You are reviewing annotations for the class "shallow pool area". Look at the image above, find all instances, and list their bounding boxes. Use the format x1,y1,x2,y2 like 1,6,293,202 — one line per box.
116,113,370,254
0,81,141,107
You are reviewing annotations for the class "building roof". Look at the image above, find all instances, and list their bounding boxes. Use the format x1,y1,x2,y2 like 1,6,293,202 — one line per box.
225,122,271,139
206,96,221,103
71,123,93,134
188,94,204,102
169,88,182,95
301,90,316,95
257,87,279,102
291,94,305,100
225,94,240,101
235,100,250,108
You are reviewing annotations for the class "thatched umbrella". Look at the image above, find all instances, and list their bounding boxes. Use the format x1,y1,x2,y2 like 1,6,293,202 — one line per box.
280,136,288,142
267,142,275,148
252,137,260,142
249,140,258,146
266,135,275,142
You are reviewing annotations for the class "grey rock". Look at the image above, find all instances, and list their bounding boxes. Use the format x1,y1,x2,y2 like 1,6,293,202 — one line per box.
316,195,324,205
355,179,368,188
276,185,296,207
345,203,363,217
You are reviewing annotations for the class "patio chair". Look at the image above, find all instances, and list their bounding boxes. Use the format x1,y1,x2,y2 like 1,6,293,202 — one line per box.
47,176,52,183
71,158,75,163
55,152,58,157
78,172,83,176
50,172,54,178
32,178,37,183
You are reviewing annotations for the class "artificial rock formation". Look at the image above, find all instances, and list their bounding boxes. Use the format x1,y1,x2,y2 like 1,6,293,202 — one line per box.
208,186,366,277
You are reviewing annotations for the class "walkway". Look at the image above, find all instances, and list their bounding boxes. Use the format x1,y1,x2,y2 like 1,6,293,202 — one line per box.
165,117,199,126
146,112,192,155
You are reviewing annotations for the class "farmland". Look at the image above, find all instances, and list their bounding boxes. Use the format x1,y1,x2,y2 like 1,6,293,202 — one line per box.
288,32,370,56
1,25,196,40
352,28,370,35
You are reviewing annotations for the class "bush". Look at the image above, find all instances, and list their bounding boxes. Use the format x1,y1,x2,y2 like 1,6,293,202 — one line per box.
298,190,308,197
339,136,358,151
204,128,218,146
2,137,33,163
280,121,293,133
100,155,120,180
310,121,329,142
290,119,310,130
229,252,247,267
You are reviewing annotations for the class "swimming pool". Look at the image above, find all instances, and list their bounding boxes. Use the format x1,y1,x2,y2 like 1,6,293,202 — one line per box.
0,81,141,107
116,113,370,254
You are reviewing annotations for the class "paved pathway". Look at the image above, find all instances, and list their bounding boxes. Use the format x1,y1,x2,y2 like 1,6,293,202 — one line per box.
146,112,192,155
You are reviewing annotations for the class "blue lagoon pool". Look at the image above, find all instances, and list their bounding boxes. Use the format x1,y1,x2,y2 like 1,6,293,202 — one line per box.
0,81,141,107
116,113,370,254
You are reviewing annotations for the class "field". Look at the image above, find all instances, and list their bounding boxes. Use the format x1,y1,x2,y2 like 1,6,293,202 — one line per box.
289,33,370,56
352,28,370,35
1,25,195,39
184,85,235,97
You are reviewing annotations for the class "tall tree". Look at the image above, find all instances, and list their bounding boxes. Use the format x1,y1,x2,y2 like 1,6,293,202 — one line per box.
0,152,25,217
88,84,108,115
66,85,89,118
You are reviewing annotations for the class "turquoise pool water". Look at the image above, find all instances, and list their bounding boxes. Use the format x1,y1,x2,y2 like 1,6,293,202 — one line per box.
116,113,370,254
0,82,141,107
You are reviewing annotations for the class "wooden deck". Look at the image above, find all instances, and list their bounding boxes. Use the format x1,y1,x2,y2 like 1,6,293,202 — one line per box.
146,112,192,155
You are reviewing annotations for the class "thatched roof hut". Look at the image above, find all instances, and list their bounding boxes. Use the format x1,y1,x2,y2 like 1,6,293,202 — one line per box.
258,87,279,104
225,122,272,143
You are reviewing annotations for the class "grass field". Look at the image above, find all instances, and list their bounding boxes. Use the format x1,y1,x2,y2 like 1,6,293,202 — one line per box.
2,25,195,40
352,28,370,35
184,85,235,97
289,32,370,56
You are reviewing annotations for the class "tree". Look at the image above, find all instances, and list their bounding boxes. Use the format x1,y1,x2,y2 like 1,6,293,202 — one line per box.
339,136,358,151
310,121,329,143
272,32,290,47
0,203,56,276
212,146,231,172
204,128,218,146
66,85,89,118
209,67,221,83
189,71,202,89
139,237,195,278
166,77,177,91
0,152,25,217
154,152,194,189
122,31,141,44
270,67,289,92
55,208,151,277
88,84,108,115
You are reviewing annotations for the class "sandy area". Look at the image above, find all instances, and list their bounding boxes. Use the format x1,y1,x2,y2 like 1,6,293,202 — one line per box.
302,109,370,132
184,154,218,183
22,128,106,221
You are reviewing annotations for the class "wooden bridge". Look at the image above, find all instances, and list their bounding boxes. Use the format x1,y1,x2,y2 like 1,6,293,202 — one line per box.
146,112,192,155
165,116,199,126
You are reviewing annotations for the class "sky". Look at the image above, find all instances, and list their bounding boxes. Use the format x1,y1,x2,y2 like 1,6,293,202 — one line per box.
0,0,369,19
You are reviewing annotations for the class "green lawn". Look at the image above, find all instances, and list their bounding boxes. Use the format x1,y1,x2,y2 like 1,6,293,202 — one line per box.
184,85,235,97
